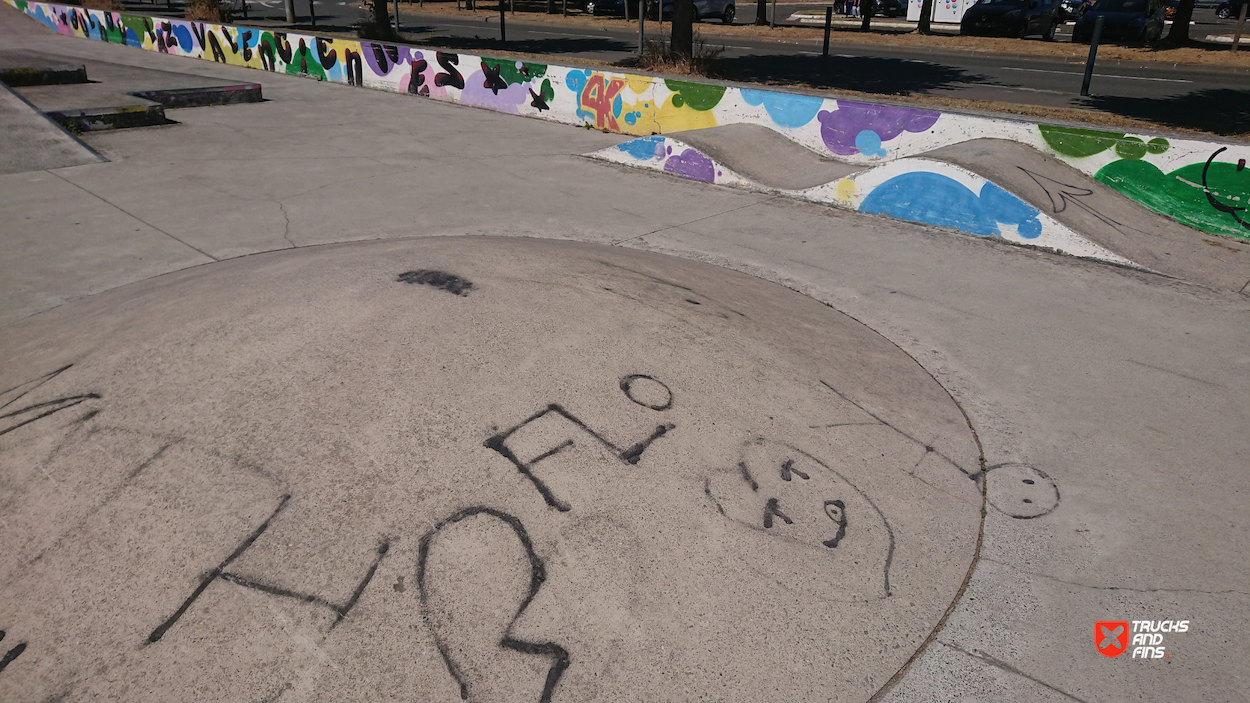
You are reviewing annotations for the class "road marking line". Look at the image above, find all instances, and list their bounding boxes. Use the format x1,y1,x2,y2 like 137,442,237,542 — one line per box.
1001,66,1191,82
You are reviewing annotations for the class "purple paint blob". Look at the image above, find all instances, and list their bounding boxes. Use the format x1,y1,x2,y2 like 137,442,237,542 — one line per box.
459,71,528,114
816,101,940,156
663,148,716,183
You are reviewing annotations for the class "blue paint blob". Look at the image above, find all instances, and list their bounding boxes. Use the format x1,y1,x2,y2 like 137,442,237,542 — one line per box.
617,136,666,160
624,112,638,126
170,25,193,52
612,94,623,119
854,130,887,158
859,172,1042,238
740,88,823,129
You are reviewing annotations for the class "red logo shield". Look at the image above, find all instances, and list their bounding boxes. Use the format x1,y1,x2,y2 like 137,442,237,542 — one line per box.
1096,621,1129,658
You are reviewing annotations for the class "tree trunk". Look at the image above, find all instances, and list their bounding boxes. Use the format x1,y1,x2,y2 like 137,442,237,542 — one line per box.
1163,0,1196,44
755,0,768,25
671,0,695,56
860,0,874,30
918,0,933,33
373,0,391,28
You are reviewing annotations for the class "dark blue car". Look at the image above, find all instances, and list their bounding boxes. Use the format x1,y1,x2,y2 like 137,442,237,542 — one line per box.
960,0,1063,40
1072,0,1165,42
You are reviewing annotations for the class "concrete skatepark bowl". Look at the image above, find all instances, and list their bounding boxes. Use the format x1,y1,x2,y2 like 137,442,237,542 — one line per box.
0,237,981,702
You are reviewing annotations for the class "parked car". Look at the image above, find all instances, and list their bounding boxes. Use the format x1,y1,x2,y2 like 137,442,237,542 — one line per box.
1058,0,1083,19
652,0,737,22
1216,0,1248,18
960,0,1063,39
876,0,908,17
1072,0,1164,41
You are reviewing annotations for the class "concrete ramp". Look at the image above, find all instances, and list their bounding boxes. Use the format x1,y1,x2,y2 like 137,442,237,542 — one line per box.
0,81,103,174
666,124,860,191
931,139,1250,292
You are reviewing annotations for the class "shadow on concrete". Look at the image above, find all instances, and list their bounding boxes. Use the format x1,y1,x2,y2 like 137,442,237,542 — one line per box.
1082,88,1250,137
714,53,986,95
415,34,635,54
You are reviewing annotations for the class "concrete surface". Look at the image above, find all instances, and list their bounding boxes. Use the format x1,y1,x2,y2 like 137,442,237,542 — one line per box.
930,138,1250,292
0,80,103,173
669,124,861,191
0,6,1247,703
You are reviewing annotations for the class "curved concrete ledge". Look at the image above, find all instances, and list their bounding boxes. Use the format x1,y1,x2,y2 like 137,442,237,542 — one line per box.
592,134,1136,265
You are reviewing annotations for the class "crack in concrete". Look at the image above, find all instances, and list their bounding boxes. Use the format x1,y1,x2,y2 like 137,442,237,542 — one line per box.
47,171,218,262
610,196,779,246
938,640,1089,703
278,201,295,248
980,557,1250,596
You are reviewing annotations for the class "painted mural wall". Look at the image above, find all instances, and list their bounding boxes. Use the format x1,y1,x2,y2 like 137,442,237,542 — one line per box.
6,0,1248,242
594,135,1134,263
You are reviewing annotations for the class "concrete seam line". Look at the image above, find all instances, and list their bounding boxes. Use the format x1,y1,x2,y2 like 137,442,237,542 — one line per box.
47,171,220,262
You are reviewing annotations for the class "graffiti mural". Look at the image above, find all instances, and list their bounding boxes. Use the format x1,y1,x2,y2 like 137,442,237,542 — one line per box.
595,136,1133,263
4,0,1247,241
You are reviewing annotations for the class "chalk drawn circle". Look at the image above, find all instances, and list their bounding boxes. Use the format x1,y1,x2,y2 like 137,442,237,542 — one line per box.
986,463,1060,519
0,236,982,703
619,374,672,411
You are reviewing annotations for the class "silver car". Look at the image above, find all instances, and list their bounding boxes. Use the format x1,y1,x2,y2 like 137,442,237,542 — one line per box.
660,0,738,23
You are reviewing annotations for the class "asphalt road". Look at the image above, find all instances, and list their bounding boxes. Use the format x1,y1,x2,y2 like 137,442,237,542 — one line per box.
134,0,1250,133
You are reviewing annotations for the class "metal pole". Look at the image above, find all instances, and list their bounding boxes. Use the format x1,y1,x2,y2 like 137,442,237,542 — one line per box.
823,5,831,57
500,0,506,41
639,0,645,53
1233,1,1247,53
562,0,567,15
309,0,316,26
393,0,400,30
626,0,630,22
770,0,776,27
1080,14,1103,96
284,0,295,23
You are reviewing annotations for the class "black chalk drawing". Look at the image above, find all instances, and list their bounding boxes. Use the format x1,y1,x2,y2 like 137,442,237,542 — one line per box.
706,440,897,598
1018,167,1151,236
417,507,569,703
1203,148,1249,231
619,375,673,411
822,500,847,548
397,270,474,296
0,631,27,675
147,495,390,643
984,463,1060,519
817,380,973,479
593,260,748,320
485,379,675,511
762,497,793,528
0,364,100,437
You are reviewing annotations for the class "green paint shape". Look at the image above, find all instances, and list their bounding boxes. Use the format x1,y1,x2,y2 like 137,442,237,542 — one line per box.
121,14,149,41
1146,138,1170,155
1038,125,1125,159
539,78,554,102
285,44,326,79
1115,136,1148,160
664,79,726,111
482,57,547,86
1097,158,1250,239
